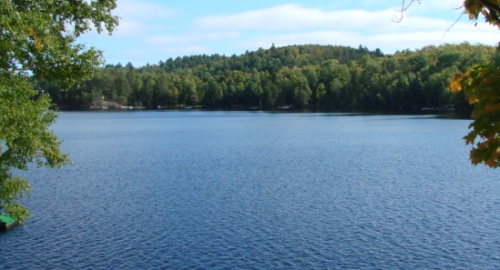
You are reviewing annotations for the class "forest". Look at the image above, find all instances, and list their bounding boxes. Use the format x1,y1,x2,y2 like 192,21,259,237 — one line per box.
38,43,497,111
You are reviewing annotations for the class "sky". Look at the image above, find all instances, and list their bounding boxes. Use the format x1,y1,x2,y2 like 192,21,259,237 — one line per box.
79,0,500,67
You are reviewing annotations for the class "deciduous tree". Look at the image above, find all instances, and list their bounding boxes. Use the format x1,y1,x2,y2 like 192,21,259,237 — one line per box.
402,0,500,168
0,0,118,221
446,1,500,168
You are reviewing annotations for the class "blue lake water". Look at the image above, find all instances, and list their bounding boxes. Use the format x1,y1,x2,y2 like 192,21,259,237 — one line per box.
1,111,500,269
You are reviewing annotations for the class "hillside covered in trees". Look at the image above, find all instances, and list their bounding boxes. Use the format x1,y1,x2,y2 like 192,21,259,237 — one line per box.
40,43,496,111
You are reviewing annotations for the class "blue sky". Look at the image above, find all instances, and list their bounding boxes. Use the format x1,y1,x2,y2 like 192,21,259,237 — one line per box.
80,0,499,67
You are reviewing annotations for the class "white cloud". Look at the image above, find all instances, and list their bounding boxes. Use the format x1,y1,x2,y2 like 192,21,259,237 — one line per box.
115,0,174,21
113,19,143,36
85,1,499,66
232,31,358,53
161,45,213,56
233,23,498,55
406,0,464,12
193,3,473,34
189,2,496,55
147,31,240,45
110,0,175,36
195,4,399,31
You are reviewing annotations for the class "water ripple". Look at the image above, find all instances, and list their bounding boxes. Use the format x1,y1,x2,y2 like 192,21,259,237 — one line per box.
1,112,500,269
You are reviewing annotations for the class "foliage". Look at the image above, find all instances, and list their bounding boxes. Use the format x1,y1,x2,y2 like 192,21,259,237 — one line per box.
0,0,118,222
464,0,500,28
447,0,500,168
450,58,500,167
42,43,495,112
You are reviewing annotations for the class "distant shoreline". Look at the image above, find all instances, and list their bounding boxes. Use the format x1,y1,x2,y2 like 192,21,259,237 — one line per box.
56,106,471,119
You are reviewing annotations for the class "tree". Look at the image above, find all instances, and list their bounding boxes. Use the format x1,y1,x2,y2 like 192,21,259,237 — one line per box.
446,1,500,168
450,57,500,167
180,77,199,106
203,75,223,108
0,0,118,221
401,0,500,168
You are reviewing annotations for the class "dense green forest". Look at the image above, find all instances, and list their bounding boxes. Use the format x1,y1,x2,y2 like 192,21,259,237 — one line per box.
39,43,496,111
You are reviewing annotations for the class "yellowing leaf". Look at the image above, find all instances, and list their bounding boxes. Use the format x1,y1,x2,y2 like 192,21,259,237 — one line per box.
449,79,462,92
449,72,469,92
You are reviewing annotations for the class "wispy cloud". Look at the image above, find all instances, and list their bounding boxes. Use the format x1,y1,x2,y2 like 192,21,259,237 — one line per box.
192,3,481,34
115,0,175,21
112,20,144,36
112,0,175,36
189,3,496,53
403,0,464,12
82,0,498,66
147,31,240,46
161,46,213,56
194,4,398,31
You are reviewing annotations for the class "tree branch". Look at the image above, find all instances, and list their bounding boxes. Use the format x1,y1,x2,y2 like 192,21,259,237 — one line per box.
393,0,422,23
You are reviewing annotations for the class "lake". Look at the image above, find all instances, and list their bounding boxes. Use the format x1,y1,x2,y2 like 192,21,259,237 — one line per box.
1,111,499,269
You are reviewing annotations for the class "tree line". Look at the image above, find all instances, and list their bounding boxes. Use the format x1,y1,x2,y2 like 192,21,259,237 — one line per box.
40,43,496,111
